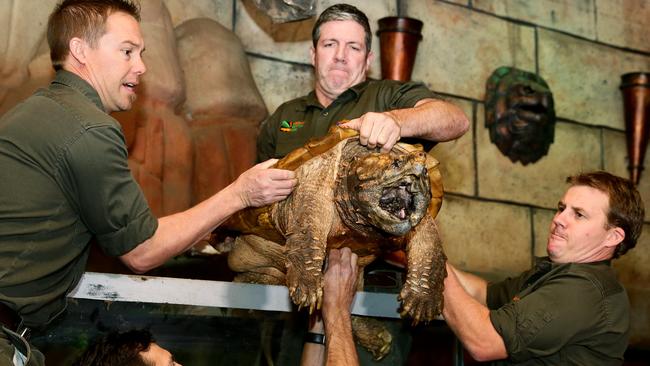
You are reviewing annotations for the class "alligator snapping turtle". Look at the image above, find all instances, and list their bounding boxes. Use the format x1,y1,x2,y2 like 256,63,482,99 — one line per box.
219,126,447,357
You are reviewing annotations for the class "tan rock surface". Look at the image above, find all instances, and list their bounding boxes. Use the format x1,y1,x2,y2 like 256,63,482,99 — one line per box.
139,0,185,108
0,0,56,107
176,17,267,121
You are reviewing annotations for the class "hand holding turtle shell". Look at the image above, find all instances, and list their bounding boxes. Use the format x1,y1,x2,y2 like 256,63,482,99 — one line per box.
340,111,401,153
232,159,297,208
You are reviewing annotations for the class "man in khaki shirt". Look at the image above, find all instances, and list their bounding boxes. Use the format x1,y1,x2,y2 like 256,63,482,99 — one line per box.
0,1,296,365
257,3,470,162
444,171,644,365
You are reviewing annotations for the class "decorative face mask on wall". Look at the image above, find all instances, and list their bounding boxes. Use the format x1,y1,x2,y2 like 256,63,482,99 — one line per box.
485,67,556,165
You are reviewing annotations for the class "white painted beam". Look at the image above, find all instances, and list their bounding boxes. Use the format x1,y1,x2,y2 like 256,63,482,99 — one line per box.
68,272,402,319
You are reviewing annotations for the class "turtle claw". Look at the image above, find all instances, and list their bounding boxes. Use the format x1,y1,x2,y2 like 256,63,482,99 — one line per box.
352,316,393,361
398,283,441,325
286,266,323,311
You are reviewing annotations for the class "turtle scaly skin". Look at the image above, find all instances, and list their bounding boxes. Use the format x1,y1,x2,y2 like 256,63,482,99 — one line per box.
220,126,447,358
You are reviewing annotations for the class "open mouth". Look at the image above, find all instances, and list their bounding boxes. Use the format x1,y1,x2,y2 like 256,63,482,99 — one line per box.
122,82,137,92
379,181,415,220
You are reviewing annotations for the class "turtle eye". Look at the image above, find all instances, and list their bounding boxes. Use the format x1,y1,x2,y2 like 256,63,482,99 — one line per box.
392,159,403,168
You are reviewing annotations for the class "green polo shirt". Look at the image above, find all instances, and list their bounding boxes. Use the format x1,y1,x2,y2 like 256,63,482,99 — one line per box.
0,70,157,327
487,257,629,365
256,79,437,161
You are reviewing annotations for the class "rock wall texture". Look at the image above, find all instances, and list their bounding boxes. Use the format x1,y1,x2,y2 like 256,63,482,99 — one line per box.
0,0,266,218
1,0,649,348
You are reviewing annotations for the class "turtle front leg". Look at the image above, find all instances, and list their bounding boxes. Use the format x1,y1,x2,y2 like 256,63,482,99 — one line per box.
285,231,327,314
277,162,337,314
399,215,447,324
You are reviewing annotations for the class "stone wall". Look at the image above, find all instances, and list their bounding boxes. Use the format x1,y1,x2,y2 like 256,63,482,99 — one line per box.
1,0,649,348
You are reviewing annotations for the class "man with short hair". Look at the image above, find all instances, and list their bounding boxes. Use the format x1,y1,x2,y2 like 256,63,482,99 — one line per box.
0,1,296,365
443,171,644,365
257,4,468,363
72,329,181,366
256,3,469,162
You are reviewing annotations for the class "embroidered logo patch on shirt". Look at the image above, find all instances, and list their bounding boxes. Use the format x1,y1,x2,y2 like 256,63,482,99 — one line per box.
280,120,305,132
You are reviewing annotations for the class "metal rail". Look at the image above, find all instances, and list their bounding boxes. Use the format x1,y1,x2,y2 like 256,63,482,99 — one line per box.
68,272,402,319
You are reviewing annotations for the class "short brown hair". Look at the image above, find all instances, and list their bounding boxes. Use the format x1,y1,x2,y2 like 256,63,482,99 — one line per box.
566,171,645,258
312,3,372,53
47,0,141,71
72,329,155,366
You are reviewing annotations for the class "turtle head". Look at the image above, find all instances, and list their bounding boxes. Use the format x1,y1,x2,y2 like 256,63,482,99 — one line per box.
347,150,432,236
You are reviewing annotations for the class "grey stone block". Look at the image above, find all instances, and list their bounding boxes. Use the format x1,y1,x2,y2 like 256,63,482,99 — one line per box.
438,195,532,277
596,0,650,53
407,1,535,100
249,57,314,114
430,98,475,196
473,0,596,40
538,29,650,129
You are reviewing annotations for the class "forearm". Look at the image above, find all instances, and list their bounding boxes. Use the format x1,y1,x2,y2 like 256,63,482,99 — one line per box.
120,183,244,273
389,98,469,142
301,318,326,366
443,265,507,361
447,263,488,305
324,313,359,366
302,344,325,366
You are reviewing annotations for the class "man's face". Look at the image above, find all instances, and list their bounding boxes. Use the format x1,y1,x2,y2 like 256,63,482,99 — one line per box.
311,20,373,105
83,11,146,113
547,186,622,263
141,343,182,366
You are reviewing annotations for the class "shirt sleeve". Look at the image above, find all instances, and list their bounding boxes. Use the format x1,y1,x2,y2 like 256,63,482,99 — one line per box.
489,273,603,363
60,125,157,256
486,270,532,309
383,80,438,110
256,112,280,163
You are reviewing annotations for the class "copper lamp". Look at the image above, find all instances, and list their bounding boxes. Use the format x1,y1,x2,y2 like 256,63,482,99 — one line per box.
620,72,650,185
376,17,423,82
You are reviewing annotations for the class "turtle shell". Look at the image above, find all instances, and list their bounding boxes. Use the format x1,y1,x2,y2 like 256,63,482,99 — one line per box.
221,126,443,241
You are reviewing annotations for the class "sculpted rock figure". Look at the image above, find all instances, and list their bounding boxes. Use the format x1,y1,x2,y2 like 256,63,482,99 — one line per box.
485,66,556,165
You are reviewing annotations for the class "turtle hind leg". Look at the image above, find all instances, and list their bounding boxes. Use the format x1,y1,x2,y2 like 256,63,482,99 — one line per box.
351,316,393,361
228,234,288,286
233,269,286,285
228,235,286,273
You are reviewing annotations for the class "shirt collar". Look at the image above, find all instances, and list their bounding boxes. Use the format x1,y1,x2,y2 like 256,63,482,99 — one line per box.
52,69,105,112
519,256,611,293
536,256,612,269
298,80,373,112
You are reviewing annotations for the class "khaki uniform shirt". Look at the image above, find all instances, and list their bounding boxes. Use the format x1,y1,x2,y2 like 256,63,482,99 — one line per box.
256,79,437,161
0,70,157,327
487,257,629,365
